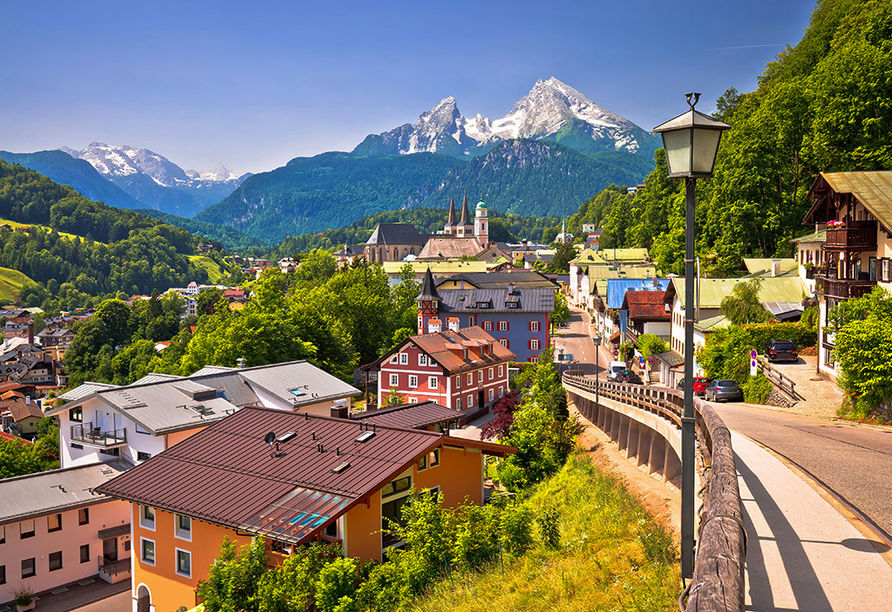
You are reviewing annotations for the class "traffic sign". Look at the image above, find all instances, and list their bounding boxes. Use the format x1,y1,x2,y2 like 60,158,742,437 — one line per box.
750,349,758,376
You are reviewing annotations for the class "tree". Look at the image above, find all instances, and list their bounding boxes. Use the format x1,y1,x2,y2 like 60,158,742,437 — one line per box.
720,278,770,325
551,291,570,328
545,242,576,273
196,537,268,612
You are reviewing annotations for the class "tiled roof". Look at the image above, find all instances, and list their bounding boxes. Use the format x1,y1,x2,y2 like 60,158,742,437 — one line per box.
417,237,482,260
94,407,443,545
1,397,43,421
0,460,131,525
693,314,731,333
408,327,515,374
623,290,670,321
352,401,460,430
653,350,685,368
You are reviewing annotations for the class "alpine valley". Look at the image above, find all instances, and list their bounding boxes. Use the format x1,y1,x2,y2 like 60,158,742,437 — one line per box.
5,77,658,243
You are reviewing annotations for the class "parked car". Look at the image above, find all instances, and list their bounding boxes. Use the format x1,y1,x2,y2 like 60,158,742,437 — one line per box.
767,339,799,363
705,379,744,402
676,377,713,396
618,370,644,385
607,361,627,381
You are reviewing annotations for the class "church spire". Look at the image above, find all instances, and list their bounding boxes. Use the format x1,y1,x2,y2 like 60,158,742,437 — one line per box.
444,196,456,233
460,195,470,225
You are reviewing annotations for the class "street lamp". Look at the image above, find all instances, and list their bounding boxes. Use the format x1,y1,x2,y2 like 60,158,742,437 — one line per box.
592,334,602,406
654,93,729,581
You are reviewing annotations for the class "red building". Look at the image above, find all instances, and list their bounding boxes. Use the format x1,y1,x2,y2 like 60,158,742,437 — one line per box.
368,326,515,422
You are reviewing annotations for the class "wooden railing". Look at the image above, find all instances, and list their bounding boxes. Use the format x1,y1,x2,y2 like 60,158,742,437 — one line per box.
821,277,876,300
757,359,801,401
824,221,876,251
562,374,745,612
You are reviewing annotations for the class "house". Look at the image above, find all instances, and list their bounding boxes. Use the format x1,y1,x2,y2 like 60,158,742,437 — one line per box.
416,269,553,362
366,320,514,421
435,270,557,291
94,406,513,612
663,276,808,360
621,290,671,345
46,361,360,469
333,244,365,266
0,460,132,606
802,171,892,377
381,259,488,281
595,278,670,350
0,395,43,437
790,227,827,296
35,327,76,348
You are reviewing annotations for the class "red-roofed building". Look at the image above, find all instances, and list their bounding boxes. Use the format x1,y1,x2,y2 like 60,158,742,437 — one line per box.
621,290,671,344
365,326,514,422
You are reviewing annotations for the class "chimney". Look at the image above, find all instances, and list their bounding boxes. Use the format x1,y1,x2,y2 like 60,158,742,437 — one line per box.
507,283,517,295
331,399,349,419
447,317,459,332
26,395,31,405
428,318,442,333
236,357,247,369
771,259,781,277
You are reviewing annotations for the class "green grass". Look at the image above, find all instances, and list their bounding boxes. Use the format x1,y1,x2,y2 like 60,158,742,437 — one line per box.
0,216,102,243
0,266,35,301
188,255,226,284
412,453,680,612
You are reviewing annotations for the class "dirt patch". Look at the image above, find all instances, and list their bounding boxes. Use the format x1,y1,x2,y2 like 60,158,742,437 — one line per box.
571,402,682,539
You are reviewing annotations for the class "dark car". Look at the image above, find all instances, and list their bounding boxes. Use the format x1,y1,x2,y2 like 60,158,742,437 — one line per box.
618,369,644,385
767,339,799,363
705,379,744,402
676,377,712,396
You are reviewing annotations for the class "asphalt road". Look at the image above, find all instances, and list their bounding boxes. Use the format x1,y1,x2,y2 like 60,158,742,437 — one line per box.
553,307,613,377
710,402,892,542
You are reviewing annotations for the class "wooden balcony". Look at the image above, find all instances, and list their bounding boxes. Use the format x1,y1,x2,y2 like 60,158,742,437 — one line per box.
70,422,127,447
823,221,877,252
820,277,876,300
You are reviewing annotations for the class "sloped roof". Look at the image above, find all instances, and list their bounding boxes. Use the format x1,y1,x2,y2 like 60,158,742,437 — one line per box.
606,278,670,309
435,271,557,289
372,327,515,375
667,276,807,309
0,460,131,525
1,397,43,421
570,248,608,266
599,248,650,262
416,268,440,303
622,290,670,321
693,314,731,333
653,350,685,368
352,401,460,430
365,224,428,246
804,171,892,228
381,260,487,276
437,287,555,313
742,259,798,275
417,237,482,260
789,229,826,244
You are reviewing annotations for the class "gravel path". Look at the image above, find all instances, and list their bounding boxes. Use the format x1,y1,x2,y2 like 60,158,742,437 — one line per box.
762,355,843,419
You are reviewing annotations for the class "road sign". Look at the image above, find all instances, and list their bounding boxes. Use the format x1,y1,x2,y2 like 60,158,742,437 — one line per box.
750,349,758,376
750,349,758,359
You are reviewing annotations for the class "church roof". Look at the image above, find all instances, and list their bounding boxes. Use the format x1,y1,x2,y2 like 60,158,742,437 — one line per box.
457,196,473,227
417,237,482,260
366,224,427,246
416,268,441,303
445,196,457,228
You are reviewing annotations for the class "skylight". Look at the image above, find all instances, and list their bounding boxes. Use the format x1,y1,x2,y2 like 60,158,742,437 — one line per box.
288,387,307,397
355,431,376,443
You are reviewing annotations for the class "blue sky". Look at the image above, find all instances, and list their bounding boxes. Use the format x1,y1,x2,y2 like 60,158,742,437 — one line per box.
1,0,814,175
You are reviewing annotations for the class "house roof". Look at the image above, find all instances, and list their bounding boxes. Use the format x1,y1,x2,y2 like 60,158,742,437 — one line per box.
417,237,482,260
0,460,131,526
804,171,892,229
667,277,807,309
434,271,557,289
49,361,360,434
416,268,441,303
351,401,460,430
436,287,555,313
1,397,43,421
789,229,826,244
94,407,511,546
365,224,428,246
622,290,670,321
381,260,487,276
599,248,649,262
606,278,670,309
409,327,515,373
742,259,798,276
653,350,685,368
570,248,608,266
693,314,731,333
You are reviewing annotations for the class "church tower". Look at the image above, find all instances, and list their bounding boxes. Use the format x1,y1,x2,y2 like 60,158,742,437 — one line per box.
474,201,488,246
456,195,473,238
444,196,457,235
415,268,441,334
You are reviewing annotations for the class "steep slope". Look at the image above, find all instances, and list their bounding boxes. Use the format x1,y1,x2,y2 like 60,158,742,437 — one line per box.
61,143,249,218
353,77,660,159
195,152,461,242
135,209,268,249
0,150,145,210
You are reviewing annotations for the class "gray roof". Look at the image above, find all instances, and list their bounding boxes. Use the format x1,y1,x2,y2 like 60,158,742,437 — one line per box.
50,361,360,434
132,373,183,385
437,287,555,313
365,223,428,246
0,460,131,526
434,271,558,289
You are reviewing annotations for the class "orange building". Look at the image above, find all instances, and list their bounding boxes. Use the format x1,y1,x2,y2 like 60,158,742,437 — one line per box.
96,406,512,612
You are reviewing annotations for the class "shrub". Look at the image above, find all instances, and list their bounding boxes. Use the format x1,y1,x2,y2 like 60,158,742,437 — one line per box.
637,334,668,359
537,506,560,549
500,501,534,555
742,374,773,404
315,557,360,612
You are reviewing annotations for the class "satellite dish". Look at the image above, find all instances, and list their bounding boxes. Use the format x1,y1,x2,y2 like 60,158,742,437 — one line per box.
263,432,276,445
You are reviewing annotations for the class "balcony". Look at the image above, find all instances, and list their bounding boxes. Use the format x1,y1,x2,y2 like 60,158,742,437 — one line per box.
98,555,131,584
820,277,876,300
70,422,127,447
823,220,877,252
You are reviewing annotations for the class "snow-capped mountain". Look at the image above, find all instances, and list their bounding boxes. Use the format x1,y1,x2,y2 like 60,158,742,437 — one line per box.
59,143,251,218
353,77,659,158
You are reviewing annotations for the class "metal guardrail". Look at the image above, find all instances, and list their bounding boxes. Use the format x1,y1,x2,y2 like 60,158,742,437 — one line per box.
71,422,127,447
562,374,745,612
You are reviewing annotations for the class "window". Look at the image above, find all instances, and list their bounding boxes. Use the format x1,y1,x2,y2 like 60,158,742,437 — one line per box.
141,505,155,530
488,367,494,380
21,520,35,539
477,371,482,383
467,394,474,407
468,316,475,326
531,321,540,332
498,365,504,377
429,448,440,467
80,544,90,563
389,373,399,387
124,540,131,552
176,549,191,578
455,375,461,389
22,557,35,578
489,388,494,402
0,525,5,544
399,353,408,365
78,508,90,525
49,551,62,571
408,375,418,388
137,451,152,462
530,339,540,350
176,514,192,541
381,474,412,499
141,538,155,565
325,521,338,539
463,349,468,360
418,354,428,366
483,321,493,331
428,376,438,389
499,338,509,348
70,406,83,422
498,321,508,332
530,356,539,364
467,373,473,385
0,564,5,585
499,386,504,398
456,397,462,410
390,355,398,364
48,513,62,533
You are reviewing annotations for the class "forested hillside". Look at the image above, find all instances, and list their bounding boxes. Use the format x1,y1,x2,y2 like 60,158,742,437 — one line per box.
0,159,214,311
136,209,268,252
599,0,891,276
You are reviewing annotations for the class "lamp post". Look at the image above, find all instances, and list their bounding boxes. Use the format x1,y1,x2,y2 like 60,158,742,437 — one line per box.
592,334,602,406
654,92,729,580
